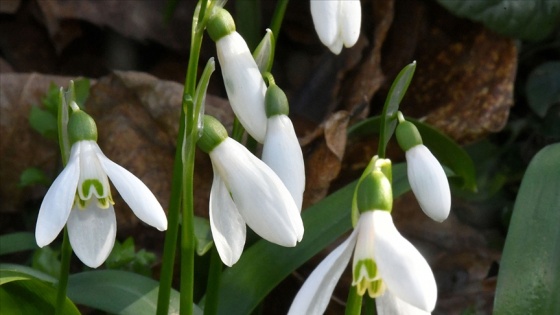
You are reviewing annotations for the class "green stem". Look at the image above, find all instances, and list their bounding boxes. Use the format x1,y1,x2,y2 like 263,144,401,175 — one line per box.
203,248,222,315
363,296,377,315
157,1,208,314
269,0,289,45
54,229,72,314
345,286,362,315
180,127,197,315
54,82,73,315
156,117,185,315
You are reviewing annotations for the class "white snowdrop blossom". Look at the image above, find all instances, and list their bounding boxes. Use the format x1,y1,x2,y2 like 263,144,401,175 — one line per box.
396,119,451,222
35,140,167,268
208,137,304,266
209,8,268,143
406,144,451,222
310,0,361,54
262,114,305,211
199,114,304,267
262,84,305,211
288,210,437,315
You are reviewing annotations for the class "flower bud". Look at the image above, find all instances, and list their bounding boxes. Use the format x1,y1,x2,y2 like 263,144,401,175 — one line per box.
265,84,289,118
356,170,392,213
396,120,422,152
207,8,236,42
68,110,98,145
197,115,228,153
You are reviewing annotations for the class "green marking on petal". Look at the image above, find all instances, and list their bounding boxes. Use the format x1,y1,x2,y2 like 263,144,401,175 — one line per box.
366,279,386,298
81,179,104,199
353,259,382,297
353,258,378,283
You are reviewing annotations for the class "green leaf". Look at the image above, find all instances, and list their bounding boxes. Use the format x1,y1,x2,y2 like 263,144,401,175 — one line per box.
0,232,38,255
215,164,409,315
525,61,560,118
0,267,80,315
494,143,560,314
73,78,90,108
29,105,58,140
19,167,50,188
68,270,203,315
348,116,477,191
105,237,156,277
32,246,61,279
194,216,214,256
436,0,560,41
42,82,61,113
378,61,416,158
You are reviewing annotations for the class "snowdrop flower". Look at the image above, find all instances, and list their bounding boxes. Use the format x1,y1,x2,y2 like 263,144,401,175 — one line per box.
261,84,305,210
310,0,361,54
396,118,451,222
198,115,304,266
208,8,268,143
289,167,437,315
35,110,167,268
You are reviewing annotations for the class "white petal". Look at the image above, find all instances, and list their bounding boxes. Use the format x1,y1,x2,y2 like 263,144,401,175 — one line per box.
67,202,116,268
35,144,81,247
327,36,344,55
352,211,376,285
376,290,432,315
210,138,303,246
95,146,167,231
77,141,110,200
216,32,267,143
209,172,246,267
339,0,361,48
310,0,340,48
288,230,358,315
262,115,305,211
373,211,438,312
406,145,451,222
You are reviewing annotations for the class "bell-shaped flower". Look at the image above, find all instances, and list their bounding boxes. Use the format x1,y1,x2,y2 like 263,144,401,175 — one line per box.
310,0,361,54
207,8,268,143
199,115,304,267
396,119,451,222
288,170,437,315
35,110,167,268
261,84,305,210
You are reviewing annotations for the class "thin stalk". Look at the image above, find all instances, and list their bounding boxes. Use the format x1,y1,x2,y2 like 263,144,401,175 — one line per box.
345,286,363,315
54,83,73,315
269,0,289,45
157,0,208,313
363,296,376,315
180,126,197,315
55,229,72,314
203,247,222,315
156,116,185,315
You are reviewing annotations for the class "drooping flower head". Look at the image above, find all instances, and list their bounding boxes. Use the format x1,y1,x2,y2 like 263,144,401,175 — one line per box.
289,159,437,315
35,109,167,268
261,83,305,211
310,0,362,54
207,8,268,143
396,118,451,222
198,115,304,266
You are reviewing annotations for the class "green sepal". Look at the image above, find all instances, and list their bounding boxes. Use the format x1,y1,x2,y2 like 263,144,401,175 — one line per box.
265,84,289,117
207,8,236,42
67,110,98,145
356,170,392,213
197,115,228,153
396,120,423,151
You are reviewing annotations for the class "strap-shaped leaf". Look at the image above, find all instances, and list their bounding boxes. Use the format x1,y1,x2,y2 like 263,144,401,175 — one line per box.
494,143,560,314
